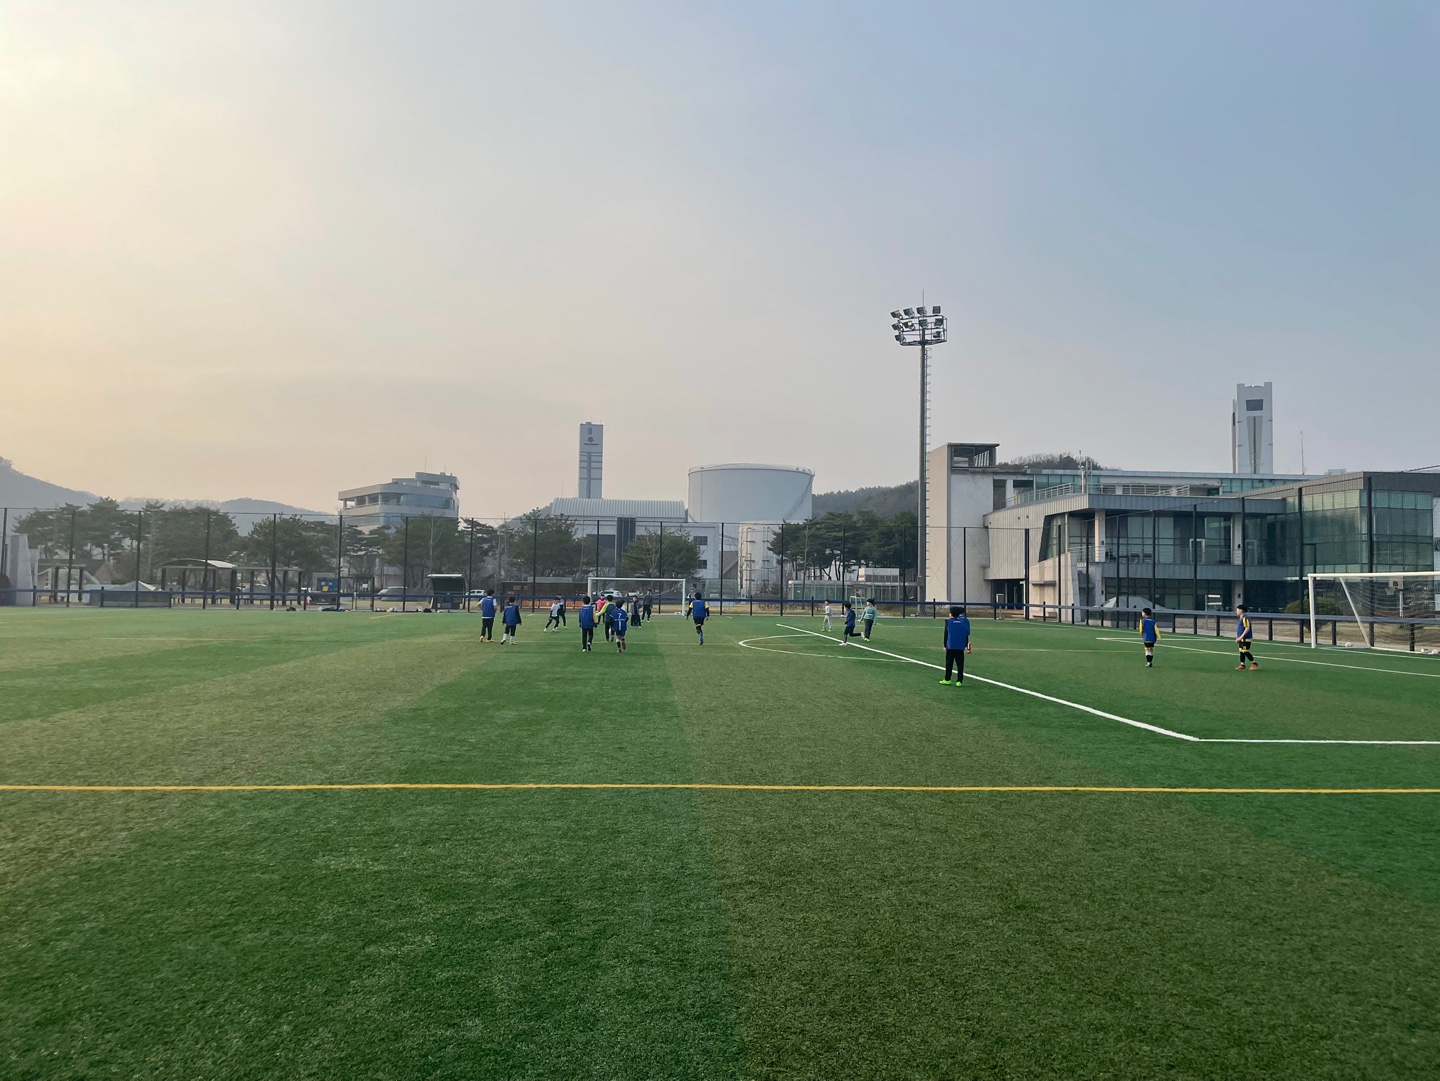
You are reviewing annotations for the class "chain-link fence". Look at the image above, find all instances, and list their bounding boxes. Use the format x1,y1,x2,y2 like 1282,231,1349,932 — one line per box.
3,504,1436,652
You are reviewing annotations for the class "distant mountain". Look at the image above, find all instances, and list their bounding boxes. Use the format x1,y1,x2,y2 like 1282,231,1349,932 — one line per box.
0,458,325,531
812,481,918,518
0,458,100,511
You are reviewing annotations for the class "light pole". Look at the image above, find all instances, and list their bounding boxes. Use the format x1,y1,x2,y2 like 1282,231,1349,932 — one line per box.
890,304,947,608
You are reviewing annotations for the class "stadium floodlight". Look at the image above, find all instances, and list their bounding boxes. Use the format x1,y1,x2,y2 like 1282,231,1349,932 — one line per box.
890,309,902,318
889,300,949,609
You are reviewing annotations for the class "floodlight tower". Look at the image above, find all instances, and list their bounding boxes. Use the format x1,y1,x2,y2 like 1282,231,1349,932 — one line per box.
890,304,947,606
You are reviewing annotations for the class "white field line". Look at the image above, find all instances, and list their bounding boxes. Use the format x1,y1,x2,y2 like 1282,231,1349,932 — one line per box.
738,633,904,661
776,624,1198,741
776,625,1440,747
1092,637,1440,679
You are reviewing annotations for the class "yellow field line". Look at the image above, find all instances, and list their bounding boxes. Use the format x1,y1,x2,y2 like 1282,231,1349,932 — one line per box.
0,783,1436,794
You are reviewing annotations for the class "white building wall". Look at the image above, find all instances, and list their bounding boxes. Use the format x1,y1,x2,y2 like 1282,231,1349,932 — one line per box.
688,465,813,524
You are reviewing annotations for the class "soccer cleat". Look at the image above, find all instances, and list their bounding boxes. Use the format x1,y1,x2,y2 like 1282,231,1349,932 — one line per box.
1250,663,1260,670
1236,663,1247,670
938,679,951,685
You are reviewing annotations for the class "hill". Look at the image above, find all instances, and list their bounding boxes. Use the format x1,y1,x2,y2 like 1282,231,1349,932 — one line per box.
0,457,323,528
812,481,917,517
0,458,99,511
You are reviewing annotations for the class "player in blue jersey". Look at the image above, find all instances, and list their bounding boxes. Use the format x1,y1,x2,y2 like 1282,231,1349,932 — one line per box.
612,599,630,652
578,595,596,652
841,601,859,645
501,597,521,644
1235,604,1258,670
479,590,497,642
690,592,710,645
1139,607,1160,667
940,605,972,685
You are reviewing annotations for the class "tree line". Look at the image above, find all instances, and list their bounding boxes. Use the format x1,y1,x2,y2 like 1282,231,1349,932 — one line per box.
766,510,919,580
12,503,703,586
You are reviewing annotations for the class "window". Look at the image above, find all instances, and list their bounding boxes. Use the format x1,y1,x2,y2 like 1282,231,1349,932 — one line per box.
1246,399,1265,411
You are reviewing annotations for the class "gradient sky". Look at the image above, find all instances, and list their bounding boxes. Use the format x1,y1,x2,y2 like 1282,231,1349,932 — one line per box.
2,1,1437,513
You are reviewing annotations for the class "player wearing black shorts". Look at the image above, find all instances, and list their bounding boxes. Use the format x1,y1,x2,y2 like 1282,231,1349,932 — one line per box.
690,592,709,645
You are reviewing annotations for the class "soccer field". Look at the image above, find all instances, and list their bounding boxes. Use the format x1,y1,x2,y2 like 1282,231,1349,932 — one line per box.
3,608,1439,1079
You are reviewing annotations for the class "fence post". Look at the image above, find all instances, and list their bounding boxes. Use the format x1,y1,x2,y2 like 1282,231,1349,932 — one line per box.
658,521,664,583
401,517,409,612
717,522,725,615
66,507,77,608
531,516,538,612
270,513,278,610
779,521,786,618
0,508,7,606
134,509,143,609
334,514,344,608
202,511,212,609
1023,527,1031,620
466,520,476,611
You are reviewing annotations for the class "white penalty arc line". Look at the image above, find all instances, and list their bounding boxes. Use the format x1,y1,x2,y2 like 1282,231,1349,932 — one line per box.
776,625,1440,747
737,633,902,661
1092,637,1440,678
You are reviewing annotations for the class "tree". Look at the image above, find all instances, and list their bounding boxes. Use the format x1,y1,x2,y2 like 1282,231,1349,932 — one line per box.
240,516,334,573
375,516,494,588
501,512,583,581
145,506,242,569
621,528,701,579
12,506,78,560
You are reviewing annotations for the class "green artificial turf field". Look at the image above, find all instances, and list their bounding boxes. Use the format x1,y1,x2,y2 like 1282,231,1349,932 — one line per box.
2,606,1438,1079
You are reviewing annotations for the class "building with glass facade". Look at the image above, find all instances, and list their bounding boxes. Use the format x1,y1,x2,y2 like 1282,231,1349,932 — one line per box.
338,472,460,531
926,443,1440,612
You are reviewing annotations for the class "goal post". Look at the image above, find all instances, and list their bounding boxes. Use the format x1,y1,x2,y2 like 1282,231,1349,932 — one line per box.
585,577,690,612
1305,571,1440,651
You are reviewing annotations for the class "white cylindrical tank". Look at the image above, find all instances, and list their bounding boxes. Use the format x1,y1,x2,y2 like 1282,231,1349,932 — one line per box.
688,464,815,523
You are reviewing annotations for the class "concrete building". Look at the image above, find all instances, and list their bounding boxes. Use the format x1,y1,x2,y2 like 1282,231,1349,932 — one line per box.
1232,382,1275,474
924,441,1440,612
578,422,603,499
339,472,459,531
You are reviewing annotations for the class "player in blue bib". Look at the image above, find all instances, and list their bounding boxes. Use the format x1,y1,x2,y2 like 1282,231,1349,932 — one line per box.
939,605,972,685
1235,605,1258,670
578,596,596,652
479,591,497,642
1138,607,1159,668
690,593,709,645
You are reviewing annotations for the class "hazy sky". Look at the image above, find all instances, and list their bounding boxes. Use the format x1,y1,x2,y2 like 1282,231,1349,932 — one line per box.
2,1,1436,513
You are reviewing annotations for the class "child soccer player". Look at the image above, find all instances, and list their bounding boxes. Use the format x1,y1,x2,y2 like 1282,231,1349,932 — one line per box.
940,604,972,685
544,599,562,631
578,595,596,652
613,599,630,652
822,600,833,631
479,590,497,642
1139,607,1160,667
841,601,858,645
501,597,521,644
598,596,612,642
643,591,653,621
690,591,709,645
861,599,878,642
1235,604,1258,670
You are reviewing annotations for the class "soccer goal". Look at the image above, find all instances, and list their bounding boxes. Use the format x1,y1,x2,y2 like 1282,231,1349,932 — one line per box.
1306,571,1440,651
586,577,690,612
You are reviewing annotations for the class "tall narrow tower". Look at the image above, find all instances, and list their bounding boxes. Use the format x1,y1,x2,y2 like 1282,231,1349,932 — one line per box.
578,422,604,499
1231,383,1274,474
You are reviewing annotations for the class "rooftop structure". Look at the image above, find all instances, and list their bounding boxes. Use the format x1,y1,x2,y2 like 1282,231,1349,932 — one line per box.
339,472,459,531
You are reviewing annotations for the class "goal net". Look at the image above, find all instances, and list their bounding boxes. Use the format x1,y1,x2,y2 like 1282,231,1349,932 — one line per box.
585,577,690,613
1307,572,1440,652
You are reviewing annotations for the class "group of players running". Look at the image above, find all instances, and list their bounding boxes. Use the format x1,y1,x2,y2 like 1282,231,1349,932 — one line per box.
471,588,1260,673
470,589,711,654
